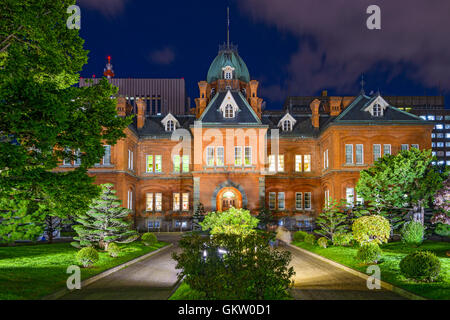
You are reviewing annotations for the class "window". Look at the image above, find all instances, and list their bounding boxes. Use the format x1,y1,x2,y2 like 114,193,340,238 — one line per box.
383,144,391,155
411,144,419,150
373,144,381,162
173,155,180,173
234,146,242,166
182,193,189,211
401,144,409,151
446,124,450,130
224,69,233,80
446,133,450,139
324,149,329,169
324,190,330,208
224,104,234,118
155,155,162,173
435,124,444,130
166,120,175,132
182,155,189,172
437,116,443,121
146,155,153,172
127,190,133,210
216,147,224,166
128,150,134,170
146,193,153,211
206,147,214,166
373,104,382,117
244,147,252,166
446,151,450,157
295,193,303,210
446,142,450,147
103,145,111,165
428,115,435,121
173,193,180,211
155,193,162,211
437,151,444,157
269,192,276,210
295,155,302,172
356,144,364,164
63,148,71,166
356,194,364,205
278,155,284,172
432,133,436,138
420,116,427,120
282,120,292,132
346,188,354,207
437,142,444,148
437,133,444,138
345,144,353,164
278,193,285,210
304,192,312,210
304,155,311,172
74,149,82,166
268,155,276,172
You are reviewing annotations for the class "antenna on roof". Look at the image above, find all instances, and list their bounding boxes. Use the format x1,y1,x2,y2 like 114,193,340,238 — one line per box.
227,7,230,48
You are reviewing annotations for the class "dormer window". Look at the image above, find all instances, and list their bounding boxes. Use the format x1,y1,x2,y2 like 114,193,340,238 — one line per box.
161,113,179,132
364,95,389,117
166,120,175,132
373,104,382,117
282,120,292,132
222,65,235,81
224,104,235,118
278,113,297,132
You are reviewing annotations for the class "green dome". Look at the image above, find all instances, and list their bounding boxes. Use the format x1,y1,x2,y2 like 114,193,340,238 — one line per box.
207,47,250,83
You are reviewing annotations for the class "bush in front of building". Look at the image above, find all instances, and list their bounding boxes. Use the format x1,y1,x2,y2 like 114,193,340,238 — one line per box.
304,234,316,245
356,242,382,264
401,221,424,246
107,242,120,258
399,251,441,282
76,247,99,268
141,232,157,246
352,215,391,246
317,237,328,248
293,231,309,242
332,232,353,247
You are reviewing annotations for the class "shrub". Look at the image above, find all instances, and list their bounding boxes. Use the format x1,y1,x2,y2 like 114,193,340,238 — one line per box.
317,237,328,248
401,221,424,246
399,251,441,282
76,247,99,268
356,242,382,264
293,231,309,242
435,223,450,237
352,215,390,245
107,242,120,258
332,232,353,246
305,234,315,245
141,232,157,246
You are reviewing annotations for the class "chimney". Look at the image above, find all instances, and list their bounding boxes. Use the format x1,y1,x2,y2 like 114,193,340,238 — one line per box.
247,80,262,118
136,98,146,129
116,96,126,117
310,99,320,129
329,97,343,116
196,81,209,118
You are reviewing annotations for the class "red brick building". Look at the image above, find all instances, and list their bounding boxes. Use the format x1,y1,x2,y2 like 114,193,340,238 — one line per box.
67,44,433,232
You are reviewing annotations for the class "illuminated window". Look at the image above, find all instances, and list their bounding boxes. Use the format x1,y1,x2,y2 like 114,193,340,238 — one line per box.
155,193,162,211
216,147,224,166
128,150,134,170
173,193,180,211
295,155,302,172
269,192,276,210
127,190,133,210
278,155,284,172
146,155,153,172
182,193,189,211
411,144,419,150
146,193,153,211
324,149,329,169
244,147,252,166
206,147,214,166
182,155,189,172
155,155,162,173
224,104,234,118
346,188,354,207
296,192,303,210
278,192,285,210
373,104,382,117
304,155,311,172
282,120,292,132
166,120,175,132
173,155,180,173
268,155,276,172
234,146,242,166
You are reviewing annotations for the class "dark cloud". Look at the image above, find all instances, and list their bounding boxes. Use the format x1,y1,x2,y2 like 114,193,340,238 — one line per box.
149,47,176,65
78,0,130,17
239,0,450,99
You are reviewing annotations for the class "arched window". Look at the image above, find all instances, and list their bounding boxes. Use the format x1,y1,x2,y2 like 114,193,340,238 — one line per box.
166,120,175,132
224,104,234,118
282,120,292,131
373,104,382,117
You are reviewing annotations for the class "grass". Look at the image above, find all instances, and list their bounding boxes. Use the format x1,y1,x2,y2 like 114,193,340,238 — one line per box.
292,240,450,300
0,241,167,300
169,282,207,300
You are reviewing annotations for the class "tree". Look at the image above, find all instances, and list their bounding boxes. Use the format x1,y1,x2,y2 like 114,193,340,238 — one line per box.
0,1,131,240
173,232,295,300
315,199,348,240
200,207,259,236
356,149,446,225
71,184,138,250
256,206,275,230
352,215,391,245
192,202,206,231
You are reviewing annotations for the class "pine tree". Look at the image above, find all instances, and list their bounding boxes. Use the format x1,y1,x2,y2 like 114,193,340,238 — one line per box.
71,184,138,250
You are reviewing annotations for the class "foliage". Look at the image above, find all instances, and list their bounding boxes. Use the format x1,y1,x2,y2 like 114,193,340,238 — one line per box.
352,215,391,245
256,207,274,229
107,243,120,258
0,0,132,241
293,231,309,242
200,207,259,236
356,149,447,224
317,237,328,248
76,247,99,268
434,223,450,237
400,251,441,282
172,232,295,300
141,232,157,246
315,199,348,240
401,221,425,246
433,177,450,214
332,232,353,247
71,184,138,250
304,234,316,245
356,242,382,264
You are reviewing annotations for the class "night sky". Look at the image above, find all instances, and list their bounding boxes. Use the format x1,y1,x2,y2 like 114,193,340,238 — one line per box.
77,0,450,109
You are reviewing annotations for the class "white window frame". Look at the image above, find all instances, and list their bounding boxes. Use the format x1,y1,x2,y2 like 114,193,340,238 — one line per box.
278,192,285,210
383,144,391,156
173,193,180,211
128,150,134,170
401,144,409,151
127,190,133,210
355,144,364,165
103,145,111,165
268,155,276,172
234,146,242,166
295,192,303,210
373,144,381,162
146,193,153,211
411,144,419,150
216,146,224,166
206,146,215,167
244,146,252,166
304,192,312,210
345,144,353,164
182,155,189,173
324,149,329,169
278,155,284,172
155,193,162,212
346,188,355,207
269,192,276,210
224,104,235,118
295,155,302,172
304,155,311,172
182,193,189,211
155,155,162,173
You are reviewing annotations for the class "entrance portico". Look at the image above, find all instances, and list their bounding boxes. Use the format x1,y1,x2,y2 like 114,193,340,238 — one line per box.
216,187,242,212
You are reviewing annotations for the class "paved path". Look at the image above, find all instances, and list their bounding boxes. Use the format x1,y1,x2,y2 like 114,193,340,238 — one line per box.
61,234,181,300
282,244,406,300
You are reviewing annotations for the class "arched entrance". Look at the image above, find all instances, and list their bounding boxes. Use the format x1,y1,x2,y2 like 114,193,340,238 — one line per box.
216,187,243,212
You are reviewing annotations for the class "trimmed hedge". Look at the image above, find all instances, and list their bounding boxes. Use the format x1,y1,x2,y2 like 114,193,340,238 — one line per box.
141,232,157,246
317,237,328,248
76,247,99,268
356,242,381,264
304,234,316,245
293,231,309,242
399,251,441,282
401,221,424,246
107,243,120,258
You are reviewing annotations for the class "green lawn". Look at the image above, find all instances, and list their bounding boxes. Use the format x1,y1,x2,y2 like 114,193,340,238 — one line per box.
0,241,167,300
169,282,207,300
293,240,450,300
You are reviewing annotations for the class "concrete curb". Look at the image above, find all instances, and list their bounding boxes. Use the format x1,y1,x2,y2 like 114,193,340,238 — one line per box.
286,243,427,301
42,243,174,300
